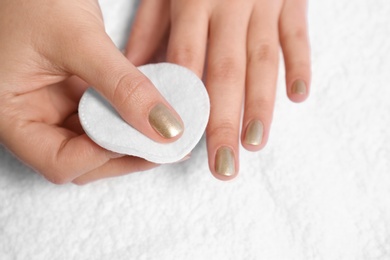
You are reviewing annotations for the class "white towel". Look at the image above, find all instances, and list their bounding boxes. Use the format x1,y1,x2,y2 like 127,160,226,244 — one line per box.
1,0,389,259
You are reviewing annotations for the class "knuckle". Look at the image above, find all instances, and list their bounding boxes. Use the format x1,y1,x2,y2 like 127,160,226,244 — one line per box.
207,121,237,140
246,98,275,115
249,43,278,65
168,47,202,76
210,56,243,82
112,73,149,111
168,46,196,64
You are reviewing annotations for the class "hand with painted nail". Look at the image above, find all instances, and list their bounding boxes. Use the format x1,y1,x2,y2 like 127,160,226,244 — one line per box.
126,0,311,180
0,0,184,184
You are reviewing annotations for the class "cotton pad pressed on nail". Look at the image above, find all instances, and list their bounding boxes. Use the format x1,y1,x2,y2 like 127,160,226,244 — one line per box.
78,62,210,164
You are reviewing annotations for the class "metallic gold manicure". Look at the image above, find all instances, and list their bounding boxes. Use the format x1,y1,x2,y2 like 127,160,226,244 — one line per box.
244,120,263,146
292,79,307,95
215,146,235,177
148,103,184,139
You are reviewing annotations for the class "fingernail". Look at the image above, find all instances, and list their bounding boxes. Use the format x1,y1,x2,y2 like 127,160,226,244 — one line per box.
215,146,235,177
149,103,184,139
292,79,307,95
244,120,263,146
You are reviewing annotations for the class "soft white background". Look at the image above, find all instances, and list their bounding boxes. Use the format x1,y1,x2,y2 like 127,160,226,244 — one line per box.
1,0,390,259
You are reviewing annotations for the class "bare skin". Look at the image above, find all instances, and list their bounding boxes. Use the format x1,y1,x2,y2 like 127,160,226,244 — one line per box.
126,0,311,180
0,0,310,184
0,0,185,184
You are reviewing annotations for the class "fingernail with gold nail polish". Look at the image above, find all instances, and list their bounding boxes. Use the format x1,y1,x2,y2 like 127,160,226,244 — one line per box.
215,146,235,177
292,79,307,95
244,120,263,146
149,103,183,139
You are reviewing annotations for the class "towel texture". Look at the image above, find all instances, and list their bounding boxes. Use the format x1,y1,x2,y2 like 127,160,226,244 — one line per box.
1,0,390,259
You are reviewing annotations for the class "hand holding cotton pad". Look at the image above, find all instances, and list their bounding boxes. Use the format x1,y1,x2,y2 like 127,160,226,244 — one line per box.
79,63,210,164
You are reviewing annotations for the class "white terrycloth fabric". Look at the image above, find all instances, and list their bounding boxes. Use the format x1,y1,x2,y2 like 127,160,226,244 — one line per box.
79,63,210,164
1,0,390,259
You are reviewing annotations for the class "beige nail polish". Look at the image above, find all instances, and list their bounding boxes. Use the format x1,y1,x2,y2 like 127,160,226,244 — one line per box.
215,147,235,177
244,120,263,146
148,103,184,139
292,79,307,95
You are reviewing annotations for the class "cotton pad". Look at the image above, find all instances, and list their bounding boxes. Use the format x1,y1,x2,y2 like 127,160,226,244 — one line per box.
79,63,210,164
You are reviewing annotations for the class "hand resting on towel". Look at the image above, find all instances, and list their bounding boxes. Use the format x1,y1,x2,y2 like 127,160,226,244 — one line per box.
126,0,311,180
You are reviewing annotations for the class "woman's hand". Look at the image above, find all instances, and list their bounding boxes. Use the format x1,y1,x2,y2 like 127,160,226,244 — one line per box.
0,0,184,184
126,0,311,180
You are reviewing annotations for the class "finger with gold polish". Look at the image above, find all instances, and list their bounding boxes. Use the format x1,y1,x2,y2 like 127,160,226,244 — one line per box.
244,119,263,146
215,146,236,178
148,103,184,139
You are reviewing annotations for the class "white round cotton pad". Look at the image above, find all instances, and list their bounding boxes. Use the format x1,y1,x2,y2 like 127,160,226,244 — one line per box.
78,63,210,164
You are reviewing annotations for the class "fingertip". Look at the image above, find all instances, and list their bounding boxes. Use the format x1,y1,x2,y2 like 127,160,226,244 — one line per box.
210,146,239,181
211,173,237,182
72,179,89,186
241,118,272,153
211,167,238,181
147,102,184,141
289,95,308,103
288,79,310,103
241,142,267,152
105,150,125,159
175,154,191,163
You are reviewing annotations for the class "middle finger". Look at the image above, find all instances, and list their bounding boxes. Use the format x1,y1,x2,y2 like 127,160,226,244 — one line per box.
205,2,252,180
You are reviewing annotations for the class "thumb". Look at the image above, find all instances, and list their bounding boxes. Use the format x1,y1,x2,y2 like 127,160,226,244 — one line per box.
64,32,184,143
